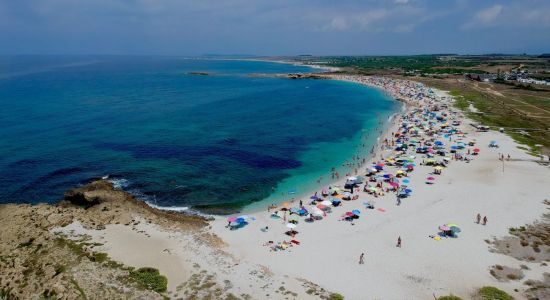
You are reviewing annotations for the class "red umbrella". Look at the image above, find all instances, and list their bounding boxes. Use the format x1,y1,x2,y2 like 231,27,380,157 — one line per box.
427,176,435,181
473,148,480,153
389,182,399,187
316,204,327,210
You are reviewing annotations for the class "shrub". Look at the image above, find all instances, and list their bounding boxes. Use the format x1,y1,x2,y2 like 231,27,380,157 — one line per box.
478,286,514,300
129,267,168,293
438,296,463,300
329,293,344,300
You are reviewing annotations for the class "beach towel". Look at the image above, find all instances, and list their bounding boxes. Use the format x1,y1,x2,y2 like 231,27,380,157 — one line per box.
377,208,386,212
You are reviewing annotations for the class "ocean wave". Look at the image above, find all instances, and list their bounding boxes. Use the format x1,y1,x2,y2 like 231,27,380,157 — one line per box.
144,202,190,212
108,177,130,189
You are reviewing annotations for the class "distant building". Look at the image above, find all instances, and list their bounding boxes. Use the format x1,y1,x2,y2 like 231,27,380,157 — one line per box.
517,78,550,86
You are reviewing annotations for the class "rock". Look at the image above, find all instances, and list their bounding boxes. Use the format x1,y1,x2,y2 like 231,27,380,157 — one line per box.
63,180,124,207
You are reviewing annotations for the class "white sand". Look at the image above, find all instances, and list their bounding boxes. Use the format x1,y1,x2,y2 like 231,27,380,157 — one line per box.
55,77,550,299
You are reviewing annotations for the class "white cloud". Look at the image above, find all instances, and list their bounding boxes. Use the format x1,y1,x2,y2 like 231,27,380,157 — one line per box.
462,4,503,29
356,9,389,30
326,17,349,31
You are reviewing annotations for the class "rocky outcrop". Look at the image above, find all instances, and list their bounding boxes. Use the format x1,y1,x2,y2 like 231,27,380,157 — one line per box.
0,179,213,299
63,180,123,207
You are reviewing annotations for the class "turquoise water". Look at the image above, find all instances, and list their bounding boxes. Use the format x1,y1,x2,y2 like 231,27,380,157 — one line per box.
0,56,399,214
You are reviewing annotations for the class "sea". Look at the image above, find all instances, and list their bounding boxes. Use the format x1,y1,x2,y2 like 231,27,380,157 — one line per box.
0,56,400,214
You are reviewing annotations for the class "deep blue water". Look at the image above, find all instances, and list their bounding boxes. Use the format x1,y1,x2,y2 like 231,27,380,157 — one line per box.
0,56,399,213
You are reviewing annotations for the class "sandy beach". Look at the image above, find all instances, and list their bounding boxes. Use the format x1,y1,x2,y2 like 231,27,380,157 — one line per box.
51,76,550,299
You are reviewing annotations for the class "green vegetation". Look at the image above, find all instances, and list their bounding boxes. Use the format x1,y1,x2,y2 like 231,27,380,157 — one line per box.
17,238,35,248
129,267,168,293
71,278,88,300
294,54,550,76
0,287,17,300
438,296,463,300
329,293,345,300
53,264,66,277
478,286,514,300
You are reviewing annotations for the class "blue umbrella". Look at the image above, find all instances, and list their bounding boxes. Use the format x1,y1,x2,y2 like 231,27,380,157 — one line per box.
352,209,361,215
402,179,410,184
405,188,413,193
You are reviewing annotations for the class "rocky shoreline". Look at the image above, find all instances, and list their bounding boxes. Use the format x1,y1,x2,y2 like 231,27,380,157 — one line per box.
0,180,211,299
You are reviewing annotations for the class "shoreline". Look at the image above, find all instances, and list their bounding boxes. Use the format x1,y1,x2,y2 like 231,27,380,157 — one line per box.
3,74,550,299
239,74,415,215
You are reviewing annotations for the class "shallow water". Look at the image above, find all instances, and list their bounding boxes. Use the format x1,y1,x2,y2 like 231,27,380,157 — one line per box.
0,56,399,213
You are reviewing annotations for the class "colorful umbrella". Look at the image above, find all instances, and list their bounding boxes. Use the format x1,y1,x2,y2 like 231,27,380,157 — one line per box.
352,209,361,215
439,225,450,231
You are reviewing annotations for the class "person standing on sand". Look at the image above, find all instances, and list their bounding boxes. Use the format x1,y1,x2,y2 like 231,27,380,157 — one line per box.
476,213,481,224
359,253,364,264
483,216,487,225
397,236,402,248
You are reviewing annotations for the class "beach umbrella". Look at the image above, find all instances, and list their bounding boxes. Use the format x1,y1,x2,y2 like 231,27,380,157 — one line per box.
316,204,327,210
427,176,435,181
352,209,361,215
434,166,444,171
310,195,318,200
439,225,450,231
312,209,324,216
404,188,412,193
402,179,410,184
286,223,297,229
473,148,480,153
450,226,461,233
321,200,332,206
290,208,300,214
389,182,399,188
288,214,299,222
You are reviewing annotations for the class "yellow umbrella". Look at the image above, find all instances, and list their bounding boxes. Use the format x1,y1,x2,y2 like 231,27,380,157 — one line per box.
434,166,444,170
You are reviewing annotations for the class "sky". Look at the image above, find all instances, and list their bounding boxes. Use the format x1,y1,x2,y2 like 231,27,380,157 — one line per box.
0,0,549,56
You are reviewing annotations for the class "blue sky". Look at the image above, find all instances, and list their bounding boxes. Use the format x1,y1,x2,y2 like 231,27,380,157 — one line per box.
1,0,549,55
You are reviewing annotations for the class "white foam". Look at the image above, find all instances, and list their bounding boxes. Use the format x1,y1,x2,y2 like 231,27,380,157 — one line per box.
109,178,130,189
145,202,190,212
